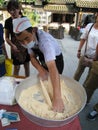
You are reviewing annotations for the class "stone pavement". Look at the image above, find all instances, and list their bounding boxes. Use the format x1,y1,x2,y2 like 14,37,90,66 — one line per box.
6,34,98,130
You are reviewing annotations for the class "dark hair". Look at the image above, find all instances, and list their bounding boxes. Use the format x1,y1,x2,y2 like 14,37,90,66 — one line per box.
7,0,21,12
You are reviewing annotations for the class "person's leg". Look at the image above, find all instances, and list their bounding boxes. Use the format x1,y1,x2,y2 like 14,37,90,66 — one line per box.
74,56,86,81
13,65,20,76
24,62,30,77
84,71,98,103
83,67,91,85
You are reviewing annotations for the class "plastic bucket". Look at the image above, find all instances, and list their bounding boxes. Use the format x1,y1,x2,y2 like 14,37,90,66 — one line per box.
5,59,13,76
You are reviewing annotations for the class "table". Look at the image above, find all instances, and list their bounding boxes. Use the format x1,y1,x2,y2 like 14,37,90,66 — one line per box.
0,104,82,130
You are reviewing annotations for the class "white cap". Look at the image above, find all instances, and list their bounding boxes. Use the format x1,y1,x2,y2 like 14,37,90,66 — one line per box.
13,17,32,34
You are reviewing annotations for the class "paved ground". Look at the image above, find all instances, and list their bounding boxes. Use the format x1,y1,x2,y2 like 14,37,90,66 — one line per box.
6,34,98,130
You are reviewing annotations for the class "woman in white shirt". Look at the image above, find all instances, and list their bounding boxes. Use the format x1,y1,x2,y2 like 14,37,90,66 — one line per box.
74,13,98,82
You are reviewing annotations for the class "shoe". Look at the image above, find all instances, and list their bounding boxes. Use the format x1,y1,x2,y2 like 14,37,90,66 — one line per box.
87,110,98,121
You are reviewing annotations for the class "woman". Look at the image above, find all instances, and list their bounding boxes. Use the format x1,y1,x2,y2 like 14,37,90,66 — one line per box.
74,13,98,82
4,0,30,77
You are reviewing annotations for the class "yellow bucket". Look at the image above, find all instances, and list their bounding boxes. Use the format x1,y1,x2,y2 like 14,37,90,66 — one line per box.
5,59,13,76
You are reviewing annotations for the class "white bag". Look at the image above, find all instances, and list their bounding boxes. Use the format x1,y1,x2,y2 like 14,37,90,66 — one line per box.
0,76,16,105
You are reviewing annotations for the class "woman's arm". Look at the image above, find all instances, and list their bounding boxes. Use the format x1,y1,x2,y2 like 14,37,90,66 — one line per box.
5,29,19,52
5,29,13,47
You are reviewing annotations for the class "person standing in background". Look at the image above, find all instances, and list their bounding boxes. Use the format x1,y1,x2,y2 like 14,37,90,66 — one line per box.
74,13,98,82
84,43,98,120
4,0,30,77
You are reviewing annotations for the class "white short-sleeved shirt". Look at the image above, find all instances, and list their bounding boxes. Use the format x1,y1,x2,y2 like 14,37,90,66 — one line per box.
81,23,98,58
30,30,62,62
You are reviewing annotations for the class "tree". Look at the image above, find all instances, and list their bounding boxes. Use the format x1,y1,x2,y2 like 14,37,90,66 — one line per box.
23,8,40,26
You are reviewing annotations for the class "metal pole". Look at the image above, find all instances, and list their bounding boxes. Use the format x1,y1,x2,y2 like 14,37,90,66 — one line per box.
75,12,79,28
